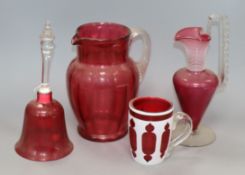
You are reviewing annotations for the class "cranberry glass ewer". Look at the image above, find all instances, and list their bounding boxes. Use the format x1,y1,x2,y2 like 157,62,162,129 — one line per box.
67,22,151,142
15,22,73,161
173,14,229,146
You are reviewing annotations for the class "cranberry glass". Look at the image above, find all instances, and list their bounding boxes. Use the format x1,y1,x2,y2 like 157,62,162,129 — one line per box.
15,93,73,161
67,22,150,142
173,14,229,146
173,68,218,131
15,22,73,161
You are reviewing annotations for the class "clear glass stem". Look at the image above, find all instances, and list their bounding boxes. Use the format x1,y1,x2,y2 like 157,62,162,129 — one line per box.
38,21,55,93
42,54,51,85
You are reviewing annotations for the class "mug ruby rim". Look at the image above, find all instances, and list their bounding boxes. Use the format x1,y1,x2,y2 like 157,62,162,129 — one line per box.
129,96,174,117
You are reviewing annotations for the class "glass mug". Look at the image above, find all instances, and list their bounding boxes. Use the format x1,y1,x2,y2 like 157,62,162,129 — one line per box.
128,97,192,165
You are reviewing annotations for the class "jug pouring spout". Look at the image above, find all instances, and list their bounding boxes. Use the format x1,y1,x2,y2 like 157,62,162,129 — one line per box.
71,34,81,45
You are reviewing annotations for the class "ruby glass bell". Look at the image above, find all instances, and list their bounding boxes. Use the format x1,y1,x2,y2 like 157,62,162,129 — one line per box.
15,22,73,161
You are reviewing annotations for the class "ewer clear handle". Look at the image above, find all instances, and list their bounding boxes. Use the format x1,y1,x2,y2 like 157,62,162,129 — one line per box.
170,112,192,148
207,14,230,91
130,28,151,83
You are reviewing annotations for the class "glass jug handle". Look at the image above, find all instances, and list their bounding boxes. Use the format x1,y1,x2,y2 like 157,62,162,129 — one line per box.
130,28,151,83
207,14,230,90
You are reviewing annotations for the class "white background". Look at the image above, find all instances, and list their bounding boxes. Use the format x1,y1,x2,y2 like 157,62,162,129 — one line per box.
0,0,244,174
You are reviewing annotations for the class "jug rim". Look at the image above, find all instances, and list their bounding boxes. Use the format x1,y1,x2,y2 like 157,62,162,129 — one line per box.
72,22,131,44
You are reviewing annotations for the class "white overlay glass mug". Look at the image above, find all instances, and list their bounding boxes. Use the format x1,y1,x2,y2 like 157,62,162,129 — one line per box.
128,97,192,165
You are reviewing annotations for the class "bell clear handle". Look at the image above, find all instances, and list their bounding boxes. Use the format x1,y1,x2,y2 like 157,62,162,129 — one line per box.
207,14,230,91
170,112,192,147
38,21,55,93
129,28,151,83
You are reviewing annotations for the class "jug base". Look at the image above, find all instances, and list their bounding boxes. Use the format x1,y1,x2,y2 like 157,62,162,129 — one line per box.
77,126,128,142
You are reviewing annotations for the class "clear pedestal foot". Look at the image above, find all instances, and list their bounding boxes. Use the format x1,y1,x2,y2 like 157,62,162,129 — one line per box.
173,125,216,147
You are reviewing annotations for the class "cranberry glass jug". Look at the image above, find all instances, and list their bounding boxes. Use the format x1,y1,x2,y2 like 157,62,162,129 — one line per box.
173,14,229,146
67,22,151,142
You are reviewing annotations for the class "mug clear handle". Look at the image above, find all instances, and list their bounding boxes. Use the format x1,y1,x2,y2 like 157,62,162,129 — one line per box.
170,112,193,147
